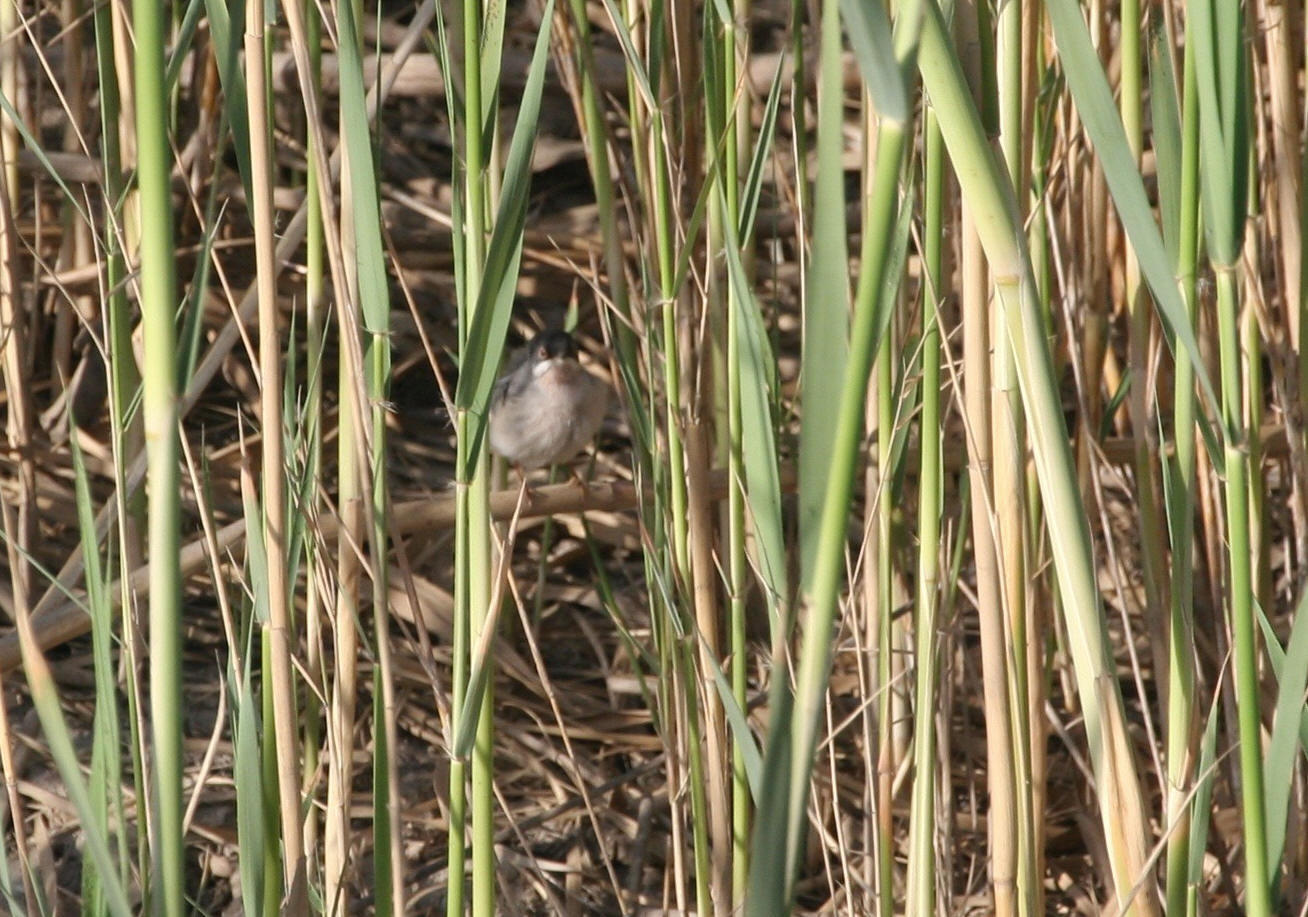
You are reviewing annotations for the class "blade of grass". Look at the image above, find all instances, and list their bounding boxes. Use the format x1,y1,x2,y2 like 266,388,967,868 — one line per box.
0,502,133,917
452,0,557,467
200,0,251,198
1261,586,1308,885
1043,0,1219,423
71,434,126,917
750,2,921,910
795,0,851,591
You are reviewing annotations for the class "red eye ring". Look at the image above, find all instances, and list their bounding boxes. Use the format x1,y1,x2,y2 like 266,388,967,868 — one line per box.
537,346,549,360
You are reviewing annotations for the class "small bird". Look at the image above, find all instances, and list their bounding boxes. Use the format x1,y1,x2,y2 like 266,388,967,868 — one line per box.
488,329,610,472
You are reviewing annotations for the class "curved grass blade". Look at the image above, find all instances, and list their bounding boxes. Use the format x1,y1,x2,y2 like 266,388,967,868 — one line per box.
840,0,906,124
796,0,851,592
1044,0,1218,417
1258,590,1308,887
0,519,133,917
200,0,251,198
453,0,557,477
723,211,788,635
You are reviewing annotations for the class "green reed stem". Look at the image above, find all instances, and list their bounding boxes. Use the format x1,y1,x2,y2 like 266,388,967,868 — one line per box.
717,0,752,907
906,104,944,914
1216,264,1270,913
1162,31,1201,915
132,0,184,904
919,3,1158,909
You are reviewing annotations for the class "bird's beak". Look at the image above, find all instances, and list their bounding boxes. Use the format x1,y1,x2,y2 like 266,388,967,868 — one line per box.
532,356,568,378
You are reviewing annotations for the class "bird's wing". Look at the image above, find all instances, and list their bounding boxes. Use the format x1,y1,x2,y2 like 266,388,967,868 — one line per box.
491,347,532,406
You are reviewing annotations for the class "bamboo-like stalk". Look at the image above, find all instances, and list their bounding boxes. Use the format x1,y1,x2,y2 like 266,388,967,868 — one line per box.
906,104,946,915
245,1,307,907
7,0,1308,910
1260,0,1303,365
1216,268,1270,914
721,0,752,901
687,403,730,916
466,155,496,917
332,0,403,902
728,357,750,916
0,242,31,917
330,384,363,915
1020,15,1049,910
0,0,35,634
444,0,524,909
1120,0,1172,746
92,0,151,892
988,22,1033,917
991,1,1037,909
610,31,678,886
1297,1,1308,572
651,127,691,586
448,1,491,913
960,195,1021,917
684,26,733,901
1243,235,1268,615
559,0,636,375
0,652,35,912
0,1,15,211
644,4,703,909
1190,0,1271,910
1256,0,1307,573
446,454,470,917
918,4,1159,912
854,85,893,916
1161,30,1201,915
299,0,327,896
130,0,185,904
271,0,363,908
52,0,91,392
697,1,754,908
680,638,715,917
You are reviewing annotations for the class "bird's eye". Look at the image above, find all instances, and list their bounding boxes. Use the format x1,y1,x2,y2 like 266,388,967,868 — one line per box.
537,346,549,360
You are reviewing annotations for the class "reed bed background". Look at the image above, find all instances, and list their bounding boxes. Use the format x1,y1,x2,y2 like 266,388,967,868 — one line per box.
0,0,1305,913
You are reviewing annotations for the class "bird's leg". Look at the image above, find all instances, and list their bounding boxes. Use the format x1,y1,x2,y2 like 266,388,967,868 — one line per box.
514,465,542,509
567,463,589,489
